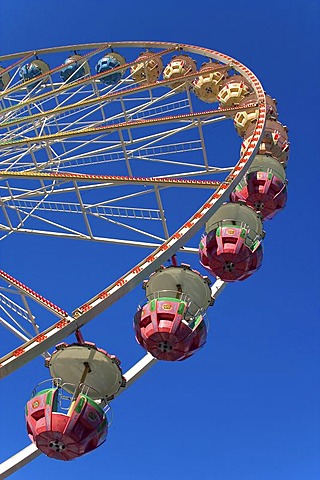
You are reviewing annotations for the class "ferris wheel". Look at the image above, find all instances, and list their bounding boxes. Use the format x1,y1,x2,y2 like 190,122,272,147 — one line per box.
0,41,289,476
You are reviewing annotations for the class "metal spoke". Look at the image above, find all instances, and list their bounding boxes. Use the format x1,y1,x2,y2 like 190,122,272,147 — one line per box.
0,42,269,478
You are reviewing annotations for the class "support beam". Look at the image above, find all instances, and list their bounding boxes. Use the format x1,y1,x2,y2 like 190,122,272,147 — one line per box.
0,279,225,478
0,170,221,188
0,444,41,479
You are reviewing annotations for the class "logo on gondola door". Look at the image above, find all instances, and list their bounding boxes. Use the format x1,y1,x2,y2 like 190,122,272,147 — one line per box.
162,303,172,311
88,412,97,421
32,400,40,409
226,229,235,235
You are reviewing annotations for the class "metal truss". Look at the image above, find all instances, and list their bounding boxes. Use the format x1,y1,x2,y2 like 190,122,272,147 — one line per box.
0,41,267,476
0,278,226,478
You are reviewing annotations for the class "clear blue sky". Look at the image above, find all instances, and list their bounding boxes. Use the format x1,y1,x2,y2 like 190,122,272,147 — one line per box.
0,1,319,479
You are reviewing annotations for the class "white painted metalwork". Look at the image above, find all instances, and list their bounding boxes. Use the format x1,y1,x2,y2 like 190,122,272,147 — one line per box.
0,277,226,477
0,353,156,479
0,41,266,475
0,40,266,371
0,443,41,479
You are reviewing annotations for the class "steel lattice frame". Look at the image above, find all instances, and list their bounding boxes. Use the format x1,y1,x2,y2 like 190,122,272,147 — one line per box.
0,41,266,476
